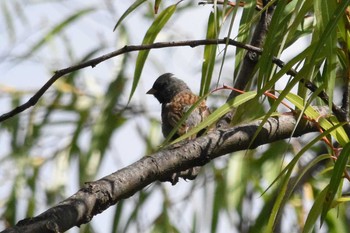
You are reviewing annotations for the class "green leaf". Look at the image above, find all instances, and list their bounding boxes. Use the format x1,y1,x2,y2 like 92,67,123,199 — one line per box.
234,0,257,77
128,4,177,102
303,186,329,233
321,142,350,224
200,10,220,96
283,92,349,145
211,172,226,233
25,8,94,56
170,91,257,144
264,125,346,232
308,0,349,78
314,0,337,107
154,0,162,14
257,0,288,89
284,0,313,48
265,160,293,233
2,1,15,42
113,0,147,31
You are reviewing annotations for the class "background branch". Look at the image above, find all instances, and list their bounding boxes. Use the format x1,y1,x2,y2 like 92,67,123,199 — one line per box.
1,36,339,127
0,38,262,123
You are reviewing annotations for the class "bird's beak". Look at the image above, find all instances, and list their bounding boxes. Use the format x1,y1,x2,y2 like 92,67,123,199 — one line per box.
146,88,156,95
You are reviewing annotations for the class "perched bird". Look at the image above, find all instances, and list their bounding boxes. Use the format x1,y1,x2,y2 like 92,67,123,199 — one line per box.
147,73,210,140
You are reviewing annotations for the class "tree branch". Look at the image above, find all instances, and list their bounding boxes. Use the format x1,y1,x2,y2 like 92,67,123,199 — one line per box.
1,36,341,129
0,38,262,123
2,111,322,233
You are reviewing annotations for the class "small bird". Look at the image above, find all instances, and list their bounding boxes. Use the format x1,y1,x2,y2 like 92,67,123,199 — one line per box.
147,73,210,140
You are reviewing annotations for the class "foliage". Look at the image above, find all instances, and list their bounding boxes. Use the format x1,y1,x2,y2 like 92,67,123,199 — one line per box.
1,0,350,232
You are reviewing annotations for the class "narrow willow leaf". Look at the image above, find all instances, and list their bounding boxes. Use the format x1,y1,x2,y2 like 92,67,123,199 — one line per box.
262,123,346,197
259,43,315,97
265,160,294,232
285,0,313,48
283,92,349,145
315,0,337,107
111,201,124,233
247,75,302,151
308,0,349,77
2,1,15,42
128,4,177,102
234,0,256,77
200,10,220,96
25,8,94,56
302,186,329,233
170,91,257,144
321,142,350,224
113,0,147,31
210,178,226,233
154,0,162,14
335,196,350,204
217,8,238,86
258,0,287,89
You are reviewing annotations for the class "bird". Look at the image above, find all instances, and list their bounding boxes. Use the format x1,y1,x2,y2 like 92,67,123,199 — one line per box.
146,73,211,140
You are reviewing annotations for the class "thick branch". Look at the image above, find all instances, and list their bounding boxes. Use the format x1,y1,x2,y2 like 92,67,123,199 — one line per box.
2,111,321,233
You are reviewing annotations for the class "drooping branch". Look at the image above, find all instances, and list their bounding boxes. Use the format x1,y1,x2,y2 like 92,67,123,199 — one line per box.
2,111,323,233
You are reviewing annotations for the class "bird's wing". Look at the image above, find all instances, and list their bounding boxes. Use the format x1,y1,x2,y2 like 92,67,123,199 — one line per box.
166,91,206,136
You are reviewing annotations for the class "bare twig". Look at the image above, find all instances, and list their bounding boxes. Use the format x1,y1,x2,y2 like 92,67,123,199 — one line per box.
198,0,245,8
0,38,261,123
1,37,347,135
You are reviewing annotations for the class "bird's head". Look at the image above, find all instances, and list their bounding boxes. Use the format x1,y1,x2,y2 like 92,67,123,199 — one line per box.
146,73,190,104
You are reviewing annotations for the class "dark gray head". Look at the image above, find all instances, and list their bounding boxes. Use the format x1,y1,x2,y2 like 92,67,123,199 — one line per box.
146,73,190,104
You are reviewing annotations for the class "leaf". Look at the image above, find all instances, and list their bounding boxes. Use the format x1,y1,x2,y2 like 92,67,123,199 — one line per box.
211,172,226,233
284,0,313,48
265,160,293,233
2,1,15,42
200,10,220,96
234,0,257,77
25,8,94,56
154,0,162,14
170,91,257,144
113,0,147,31
257,0,288,89
128,4,177,102
314,0,337,107
283,92,349,145
302,186,329,233
320,142,350,225
307,0,349,79
261,123,346,204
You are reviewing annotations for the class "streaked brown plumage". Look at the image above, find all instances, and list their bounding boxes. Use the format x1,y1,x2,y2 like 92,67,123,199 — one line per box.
147,73,210,139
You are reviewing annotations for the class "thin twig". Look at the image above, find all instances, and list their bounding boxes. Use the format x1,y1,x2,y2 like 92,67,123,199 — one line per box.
1,37,347,133
0,38,260,123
